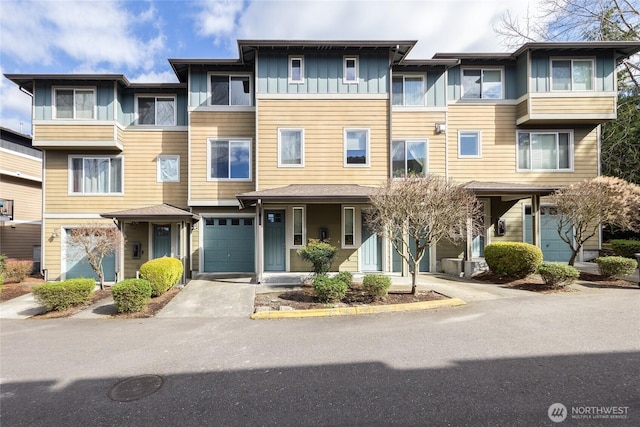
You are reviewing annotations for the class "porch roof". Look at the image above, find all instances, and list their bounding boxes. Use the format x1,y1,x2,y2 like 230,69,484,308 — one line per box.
236,184,378,208
462,181,561,196
100,204,200,221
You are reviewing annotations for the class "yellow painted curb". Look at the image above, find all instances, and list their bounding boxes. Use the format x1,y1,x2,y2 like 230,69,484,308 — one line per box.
250,297,466,319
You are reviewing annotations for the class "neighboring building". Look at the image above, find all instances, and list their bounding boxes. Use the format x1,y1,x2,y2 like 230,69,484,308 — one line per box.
0,127,42,271
5,40,640,282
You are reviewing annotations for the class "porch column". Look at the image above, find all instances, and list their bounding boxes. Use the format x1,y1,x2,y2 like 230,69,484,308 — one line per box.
464,216,473,278
256,199,264,283
531,194,541,248
116,219,124,283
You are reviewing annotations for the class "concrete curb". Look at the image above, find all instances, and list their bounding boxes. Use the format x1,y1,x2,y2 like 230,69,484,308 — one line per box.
250,297,466,319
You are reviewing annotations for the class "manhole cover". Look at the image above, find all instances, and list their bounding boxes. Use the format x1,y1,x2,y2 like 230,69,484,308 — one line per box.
109,375,164,402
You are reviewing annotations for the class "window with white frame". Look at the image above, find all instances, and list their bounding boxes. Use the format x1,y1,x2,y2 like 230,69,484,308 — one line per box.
289,56,304,83
210,74,252,106
551,59,594,91
54,88,95,119
208,139,251,180
137,96,176,126
343,207,355,247
278,128,304,167
458,131,481,158
344,129,370,166
462,68,503,99
157,155,180,182
517,131,572,171
392,75,425,106
70,156,122,194
391,140,427,177
344,56,358,83
293,207,305,246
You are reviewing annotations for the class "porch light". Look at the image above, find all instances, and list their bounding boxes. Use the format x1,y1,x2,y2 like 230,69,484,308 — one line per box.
435,123,446,134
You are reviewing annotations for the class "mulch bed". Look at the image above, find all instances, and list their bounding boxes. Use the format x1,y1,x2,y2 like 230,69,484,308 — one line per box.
0,277,46,302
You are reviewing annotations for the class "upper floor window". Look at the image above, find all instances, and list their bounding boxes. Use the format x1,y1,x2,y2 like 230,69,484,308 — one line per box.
392,75,424,106
551,59,594,91
137,96,176,126
55,88,95,119
278,128,304,167
462,68,503,99
392,140,427,177
289,56,304,83
458,131,481,158
70,156,122,194
157,155,180,182
344,129,370,167
210,74,252,106
343,56,358,84
517,131,572,171
208,138,251,180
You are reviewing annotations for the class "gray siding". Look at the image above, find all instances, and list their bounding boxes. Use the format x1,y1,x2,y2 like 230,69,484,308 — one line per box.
530,52,615,93
34,81,114,120
190,65,209,107
516,55,528,98
447,65,517,100
426,71,446,107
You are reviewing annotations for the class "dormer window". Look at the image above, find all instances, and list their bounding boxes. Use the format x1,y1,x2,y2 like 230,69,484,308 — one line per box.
462,68,503,99
289,56,304,83
136,96,176,126
54,88,95,119
551,59,594,91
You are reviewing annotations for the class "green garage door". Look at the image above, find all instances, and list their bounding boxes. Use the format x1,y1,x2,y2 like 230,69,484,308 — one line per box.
203,217,255,272
525,206,573,262
65,229,116,282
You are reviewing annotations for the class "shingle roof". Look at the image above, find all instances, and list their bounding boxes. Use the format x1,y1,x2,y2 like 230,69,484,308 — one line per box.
100,204,199,220
237,184,378,207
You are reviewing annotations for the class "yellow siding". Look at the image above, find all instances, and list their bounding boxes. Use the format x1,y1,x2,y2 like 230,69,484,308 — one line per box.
290,248,358,272
0,176,42,221
436,241,465,260
122,222,150,279
35,124,115,141
392,111,446,175
257,99,389,189
0,222,40,260
516,100,528,119
0,150,42,178
530,96,615,115
190,111,256,201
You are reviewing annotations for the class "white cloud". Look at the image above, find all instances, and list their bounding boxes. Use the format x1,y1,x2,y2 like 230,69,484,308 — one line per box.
0,69,33,135
130,70,180,84
196,0,245,43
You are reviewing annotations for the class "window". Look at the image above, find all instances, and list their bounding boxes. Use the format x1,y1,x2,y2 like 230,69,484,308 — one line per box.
391,140,427,177
392,75,424,106
343,207,355,247
137,96,176,126
551,59,594,91
278,128,304,167
208,139,251,180
344,56,358,83
157,155,180,182
210,75,252,106
517,131,572,171
289,56,304,83
54,88,95,119
70,156,122,194
462,68,503,99
458,131,481,158
293,207,304,246
344,129,370,166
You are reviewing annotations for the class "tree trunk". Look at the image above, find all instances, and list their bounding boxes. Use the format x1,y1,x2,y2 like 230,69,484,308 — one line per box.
98,272,104,290
568,247,580,266
411,270,418,295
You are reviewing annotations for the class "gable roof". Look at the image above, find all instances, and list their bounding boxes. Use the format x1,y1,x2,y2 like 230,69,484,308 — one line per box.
100,204,200,221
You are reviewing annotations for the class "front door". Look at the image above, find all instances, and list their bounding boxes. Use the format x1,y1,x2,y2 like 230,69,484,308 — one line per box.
264,210,285,271
361,213,382,271
153,224,172,258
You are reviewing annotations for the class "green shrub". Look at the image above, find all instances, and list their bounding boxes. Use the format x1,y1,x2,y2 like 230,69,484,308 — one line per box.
609,239,640,258
313,274,348,303
537,263,580,289
362,274,392,297
112,279,153,313
139,257,183,297
484,242,543,279
594,256,638,279
334,271,353,287
32,278,95,311
6,259,34,282
0,254,6,287
297,239,338,275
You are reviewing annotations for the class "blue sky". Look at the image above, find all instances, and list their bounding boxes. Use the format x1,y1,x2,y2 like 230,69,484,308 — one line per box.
0,0,535,135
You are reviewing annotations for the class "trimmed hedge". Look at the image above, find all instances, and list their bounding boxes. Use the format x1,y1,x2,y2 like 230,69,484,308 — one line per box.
32,278,95,311
313,274,348,303
362,274,392,297
609,239,640,258
139,257,183,297
484,242,543,279
594,256,638,279
537,263,579,289
334,271,353,287
112,279,153,313
297,240,339,275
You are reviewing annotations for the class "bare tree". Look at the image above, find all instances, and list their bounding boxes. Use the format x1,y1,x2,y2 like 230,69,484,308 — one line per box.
551,176,640,265
366,175,482,294
67,224,125,290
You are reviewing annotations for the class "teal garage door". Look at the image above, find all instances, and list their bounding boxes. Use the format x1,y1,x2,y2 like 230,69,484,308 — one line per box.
65,230,116,282
525,206,573,262
203,217,255,272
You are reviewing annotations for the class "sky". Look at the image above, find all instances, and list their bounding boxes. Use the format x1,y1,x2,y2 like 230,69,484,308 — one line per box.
0,0,538,135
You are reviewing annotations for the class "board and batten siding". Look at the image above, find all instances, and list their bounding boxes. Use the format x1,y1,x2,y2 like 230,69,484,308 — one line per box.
392,111,446,176
189,111,256,202
34,81,115,121
257,98,389,189
530,53,615,93
35,124,115,141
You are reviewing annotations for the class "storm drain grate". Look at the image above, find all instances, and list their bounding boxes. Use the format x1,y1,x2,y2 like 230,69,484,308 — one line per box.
109,375,164,402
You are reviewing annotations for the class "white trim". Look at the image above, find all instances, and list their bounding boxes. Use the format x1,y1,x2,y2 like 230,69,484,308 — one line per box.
343,56,359,84
342,206,356,249
0,169,42,182
457,130,482,159
199,212,256,218
256,93,387,100
392,106,448,113
526,113,616,121
516,129,574,172
44,213,103,219
288,56,304,84
529,91,615,98
52,86,97,120
156,154,180,183
291,206,305,248
67,155,125,196
461,67,505,100
6,219,42,225
343,128,370,167
207,72,253,107
33,119,117,126
0,146,43,162
188,199,240,207
449,99,517,105
277,128,305,167
206,138,252,181
550,57,596,92
134,94,177,126
34,140,123,150
122,126,188,132
189,106,255,113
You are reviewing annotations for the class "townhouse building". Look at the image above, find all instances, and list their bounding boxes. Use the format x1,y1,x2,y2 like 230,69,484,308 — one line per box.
5,40,639,283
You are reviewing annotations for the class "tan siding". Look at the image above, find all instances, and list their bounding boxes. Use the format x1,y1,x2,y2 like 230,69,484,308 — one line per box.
0,223,40,260
35,124,115,141
0,176,42,221
257,99,389,189
190,111,256,201
436,241,465,260
530,96,615,115
290,248,358,272
392,111,446,175
0,151,42,178
516,100,528,118
122,222,150,279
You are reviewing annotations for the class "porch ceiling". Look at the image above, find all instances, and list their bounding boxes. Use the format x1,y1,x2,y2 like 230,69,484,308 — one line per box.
236,184,378,208
463,181,561,199
100,203,200,221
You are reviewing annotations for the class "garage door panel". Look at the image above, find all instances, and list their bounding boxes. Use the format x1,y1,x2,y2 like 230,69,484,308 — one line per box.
204,218,255,272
